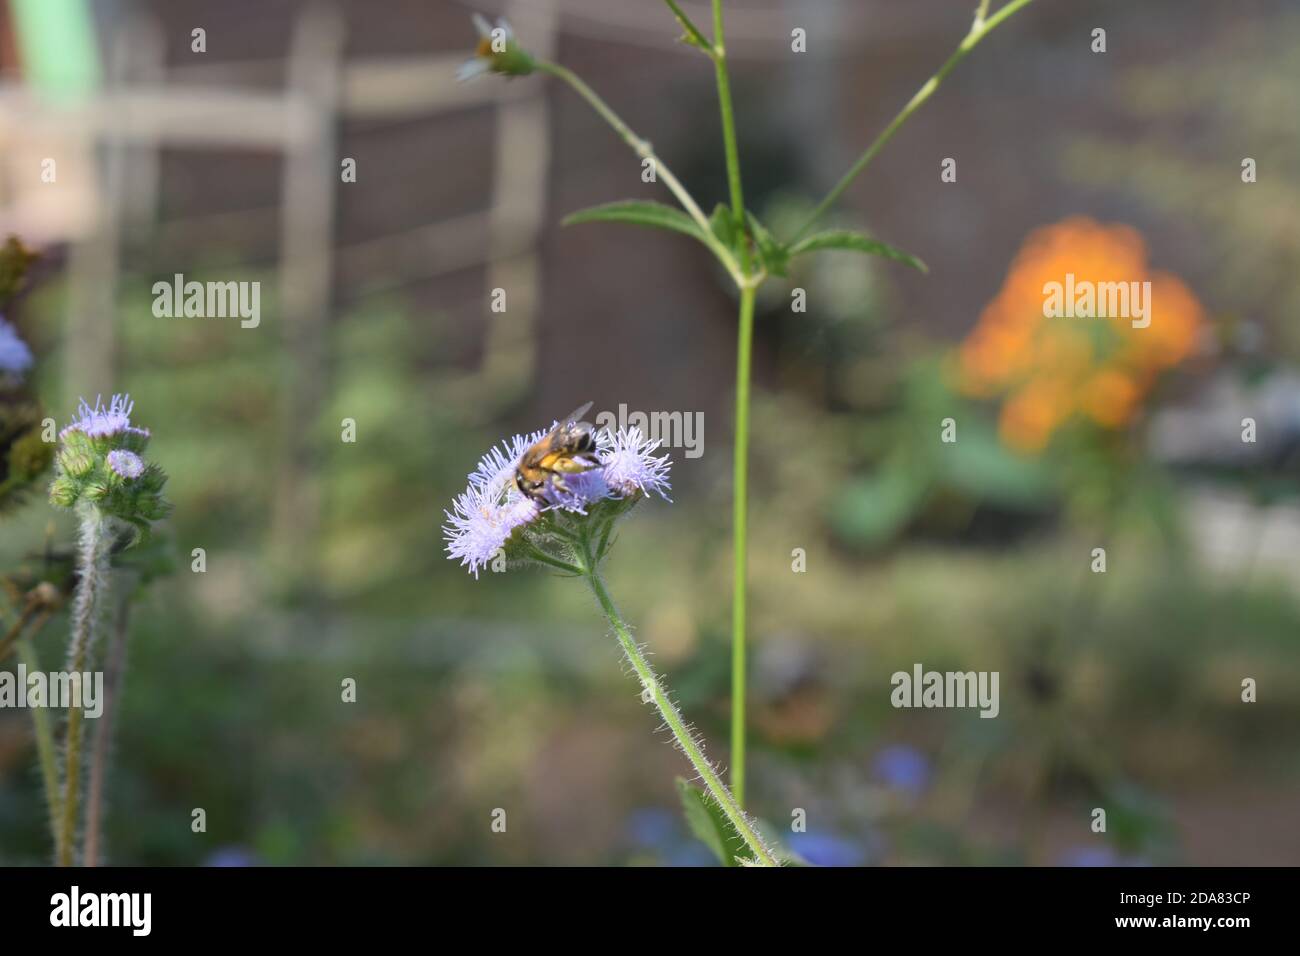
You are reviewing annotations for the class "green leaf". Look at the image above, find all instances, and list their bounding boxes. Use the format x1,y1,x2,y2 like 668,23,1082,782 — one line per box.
745,212,790,277
788,229,928,273
708,203,739,250
831,459,930,549
676,777,743,866
561,200,707,244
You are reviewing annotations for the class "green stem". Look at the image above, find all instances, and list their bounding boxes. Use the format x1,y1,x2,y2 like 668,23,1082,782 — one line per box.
710,0,748,265
660,0,712,51
535,60,744,284
58,507,112,867
580,547,778,866
791,0,1038,242
0,601,39,664
523,543,583,576
17,633,61,852
730,283,756,806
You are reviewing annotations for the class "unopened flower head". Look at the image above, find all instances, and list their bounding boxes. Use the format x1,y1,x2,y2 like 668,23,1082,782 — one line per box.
445,414,673,576
0,316,33,382
457,14,536,82
50,393,170,541
106,449,145,480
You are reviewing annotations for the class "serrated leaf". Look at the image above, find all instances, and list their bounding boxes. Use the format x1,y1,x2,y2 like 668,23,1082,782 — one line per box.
788,229,928,273
562,200,707,244
676,777,743,867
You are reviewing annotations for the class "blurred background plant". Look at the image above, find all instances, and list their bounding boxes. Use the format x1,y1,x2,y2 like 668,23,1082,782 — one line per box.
0,0,1296,866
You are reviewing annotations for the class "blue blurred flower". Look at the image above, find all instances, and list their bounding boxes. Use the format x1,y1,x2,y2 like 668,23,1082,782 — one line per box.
626,807,678,850
0,316,33,380
665,842,718,867
204,846,259,867
1057,845,1149,867
872,744,931,797
788,829,866,867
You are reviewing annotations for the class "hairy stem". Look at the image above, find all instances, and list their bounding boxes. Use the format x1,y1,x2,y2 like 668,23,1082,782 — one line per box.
580,545,777,866
523,542,584,576
16,633,61,851
791,0,1038,242
84,587,133,867
58,507,112,867
535,59,744,283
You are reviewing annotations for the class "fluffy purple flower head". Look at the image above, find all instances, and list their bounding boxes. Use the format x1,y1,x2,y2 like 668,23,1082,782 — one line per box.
106,449,145,479
59,393,150,441
602,427,672,502
444,414,673,577
0,316,33,380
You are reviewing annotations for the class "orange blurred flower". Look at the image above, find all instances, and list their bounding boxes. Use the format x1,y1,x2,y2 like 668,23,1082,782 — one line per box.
956,217,1205,452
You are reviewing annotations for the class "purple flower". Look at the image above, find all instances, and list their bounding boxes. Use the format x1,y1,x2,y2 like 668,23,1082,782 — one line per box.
0,316,33,379
872,744,931,798
444,483,540,577
106,449,145,479
602,427,672,501
204,846,259,868
625,808,678,850
1057,846,1150,868
788,830,867,867
59,393,150,441
444,415,673,576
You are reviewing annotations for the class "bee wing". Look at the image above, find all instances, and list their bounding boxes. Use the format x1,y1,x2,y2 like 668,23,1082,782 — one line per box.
556,400,594,429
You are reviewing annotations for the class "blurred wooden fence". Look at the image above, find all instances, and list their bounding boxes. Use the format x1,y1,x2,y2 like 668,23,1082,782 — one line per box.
0,0,557,583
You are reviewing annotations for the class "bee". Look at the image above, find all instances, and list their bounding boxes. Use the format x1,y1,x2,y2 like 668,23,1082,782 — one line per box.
515,401,601,503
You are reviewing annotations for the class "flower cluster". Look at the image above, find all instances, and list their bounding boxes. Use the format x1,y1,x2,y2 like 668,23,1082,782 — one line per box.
49,394,170,541
445,419,671,577
955,217,1205,452
457,15,536,82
